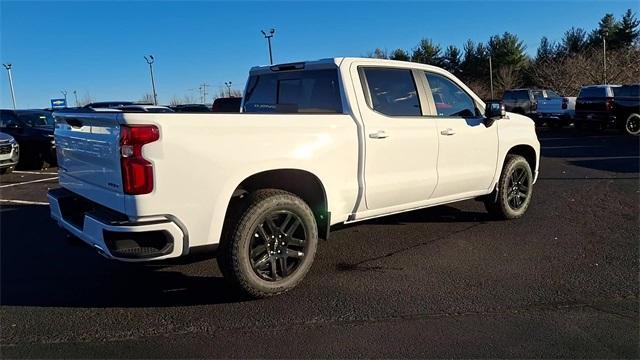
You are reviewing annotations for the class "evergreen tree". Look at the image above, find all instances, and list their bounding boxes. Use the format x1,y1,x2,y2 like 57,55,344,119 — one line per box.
559,27,587,55
443,45,462,76
535,36,557,61
389,48,410,61
487,32,528,70
615,9,640,47
411,38,444,66
587,13,621,49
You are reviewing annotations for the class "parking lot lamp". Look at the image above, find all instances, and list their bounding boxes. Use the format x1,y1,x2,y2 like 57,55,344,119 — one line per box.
489,56,494,99
61,90,68,108
602,30,607,84
225,81,232,97
261,28,275,65
144,55,158,105
3,63,17,110
73,90,78,107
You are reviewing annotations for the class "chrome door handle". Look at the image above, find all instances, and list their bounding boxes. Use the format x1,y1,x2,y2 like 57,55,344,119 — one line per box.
440,128,456,136
369,130,389,139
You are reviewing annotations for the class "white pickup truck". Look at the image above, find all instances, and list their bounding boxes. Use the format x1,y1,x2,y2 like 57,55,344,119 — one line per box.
49,58,540,297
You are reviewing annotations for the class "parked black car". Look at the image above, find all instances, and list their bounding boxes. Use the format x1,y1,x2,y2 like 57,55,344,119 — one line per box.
212,97,242,112
0,109,56,168
613,84,640,136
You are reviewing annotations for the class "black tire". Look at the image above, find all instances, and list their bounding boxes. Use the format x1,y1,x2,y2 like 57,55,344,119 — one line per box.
484,155,534,220
217,189,318,298
0,166,14,175
624,113,640,136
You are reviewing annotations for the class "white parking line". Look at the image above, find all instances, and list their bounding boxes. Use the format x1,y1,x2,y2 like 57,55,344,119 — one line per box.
13,171,58,175
0,177,59,189
0,199,49,206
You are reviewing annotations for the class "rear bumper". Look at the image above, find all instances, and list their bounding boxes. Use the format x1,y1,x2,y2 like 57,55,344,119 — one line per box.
48,188,185,262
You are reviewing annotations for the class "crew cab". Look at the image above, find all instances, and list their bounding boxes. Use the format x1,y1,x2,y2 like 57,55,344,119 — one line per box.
48,58,540,298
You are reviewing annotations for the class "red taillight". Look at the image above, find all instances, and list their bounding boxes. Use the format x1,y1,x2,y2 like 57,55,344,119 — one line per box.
120,125,159,195
606,97,615,111
562,97,568,110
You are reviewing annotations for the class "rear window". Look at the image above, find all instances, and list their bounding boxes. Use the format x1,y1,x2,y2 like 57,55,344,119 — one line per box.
579,87,607,98
243,69,342,113
17,112,55,127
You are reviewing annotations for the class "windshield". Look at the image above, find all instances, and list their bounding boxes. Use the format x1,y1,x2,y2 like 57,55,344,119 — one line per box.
17,112,55,127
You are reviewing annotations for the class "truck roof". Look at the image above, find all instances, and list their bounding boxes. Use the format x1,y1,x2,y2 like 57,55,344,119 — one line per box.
249,57,455,75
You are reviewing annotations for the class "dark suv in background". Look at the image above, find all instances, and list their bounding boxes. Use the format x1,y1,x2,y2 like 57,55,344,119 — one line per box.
574,84,640,135
0,109,56,168
613,84,640,136
502,88,560,119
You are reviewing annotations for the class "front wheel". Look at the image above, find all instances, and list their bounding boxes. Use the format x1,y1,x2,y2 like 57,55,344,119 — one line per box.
484,155,534,220
217,189,318,298
624,113,640,136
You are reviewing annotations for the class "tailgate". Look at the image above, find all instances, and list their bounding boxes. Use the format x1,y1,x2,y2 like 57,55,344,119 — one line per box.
54,111,126,212
537,98,562,113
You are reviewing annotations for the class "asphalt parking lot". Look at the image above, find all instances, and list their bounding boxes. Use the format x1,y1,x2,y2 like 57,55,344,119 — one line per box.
1,127,638,358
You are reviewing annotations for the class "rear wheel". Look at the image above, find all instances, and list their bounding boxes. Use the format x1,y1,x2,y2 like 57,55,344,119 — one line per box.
484,155,533,220
624,113,640,136
217,189,318,298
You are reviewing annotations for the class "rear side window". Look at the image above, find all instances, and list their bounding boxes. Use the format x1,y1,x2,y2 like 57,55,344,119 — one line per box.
362,68,421,116
579,87,606,98
613,85,639,97
517,90,530,100
503,91,515,100
243,69,342,113
531,90,544,100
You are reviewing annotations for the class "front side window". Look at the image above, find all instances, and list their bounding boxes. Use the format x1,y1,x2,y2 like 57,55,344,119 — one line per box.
425,72,477,118
363,68,421,116
243,69,342,113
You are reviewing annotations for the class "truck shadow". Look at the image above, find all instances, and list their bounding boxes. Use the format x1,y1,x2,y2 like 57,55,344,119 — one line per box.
1,203,490,308
0,205,250,308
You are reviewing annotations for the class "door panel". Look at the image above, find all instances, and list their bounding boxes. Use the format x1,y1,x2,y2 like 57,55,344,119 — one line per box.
422,72,498,198
431,116,498,198
354,66,439,210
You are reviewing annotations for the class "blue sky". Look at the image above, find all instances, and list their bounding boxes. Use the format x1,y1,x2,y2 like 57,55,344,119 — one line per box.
1,0,636,108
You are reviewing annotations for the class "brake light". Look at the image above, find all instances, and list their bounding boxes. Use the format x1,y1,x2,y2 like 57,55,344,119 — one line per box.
120,125,159,195
606,97,615,111
562,98,568,110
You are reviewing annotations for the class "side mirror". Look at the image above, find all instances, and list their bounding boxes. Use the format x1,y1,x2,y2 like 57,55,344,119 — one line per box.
484,100,506,126
5,121,21,129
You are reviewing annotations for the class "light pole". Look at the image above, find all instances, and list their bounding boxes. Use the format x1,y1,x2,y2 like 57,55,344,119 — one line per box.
602,30,608,84
144,55,158,105
489,56,494,99
261,28,275,64
3,63,17,109
73,90,78,107
61,90,68,107
225,81,232,97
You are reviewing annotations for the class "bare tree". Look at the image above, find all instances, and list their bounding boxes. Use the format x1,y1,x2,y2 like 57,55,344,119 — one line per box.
217,87,242,98
529,47,640,96
139,93,155,104
169,94,201,106
495,65,521,96
77,92,96,107
465,80,492,100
